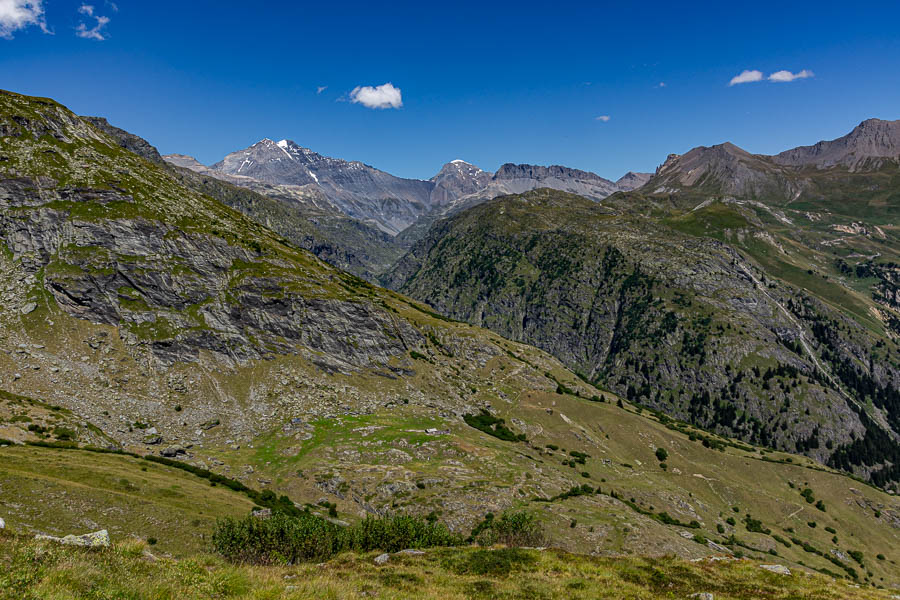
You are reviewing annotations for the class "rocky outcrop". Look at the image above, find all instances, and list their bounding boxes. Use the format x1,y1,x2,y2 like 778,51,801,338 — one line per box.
36,529,110,547
0,90,422,370
0,176,419,367
82,117,165,165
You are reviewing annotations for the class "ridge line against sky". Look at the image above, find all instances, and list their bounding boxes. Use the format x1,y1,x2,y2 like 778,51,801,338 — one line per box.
2,0,899,180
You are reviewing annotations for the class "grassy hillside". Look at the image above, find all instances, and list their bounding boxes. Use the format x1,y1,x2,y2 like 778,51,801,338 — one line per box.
1,530,896,600
1,89,898,591
0,445,254,555
387,188,900,490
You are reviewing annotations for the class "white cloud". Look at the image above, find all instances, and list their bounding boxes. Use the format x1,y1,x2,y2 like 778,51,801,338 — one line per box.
0,0,49,39
768,69,814,82
728,69,764,86
76,3,109,40
349,83,403,109
595,115,611,122
316,85,327,95
657,82,666,88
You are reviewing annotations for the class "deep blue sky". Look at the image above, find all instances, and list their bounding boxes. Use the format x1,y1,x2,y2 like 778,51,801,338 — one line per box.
2,1,900,180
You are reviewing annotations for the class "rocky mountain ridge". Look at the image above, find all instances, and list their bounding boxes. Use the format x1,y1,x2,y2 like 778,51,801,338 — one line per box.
646,118,900,199
183,139,650,239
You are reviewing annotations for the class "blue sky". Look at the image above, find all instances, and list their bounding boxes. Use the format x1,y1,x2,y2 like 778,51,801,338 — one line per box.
2,1,900,180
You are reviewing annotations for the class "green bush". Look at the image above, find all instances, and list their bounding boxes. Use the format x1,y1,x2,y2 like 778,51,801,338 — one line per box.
474,511,544,548
213,512,462,565
655,448,668,462
444,548,536,577
463,410,526,442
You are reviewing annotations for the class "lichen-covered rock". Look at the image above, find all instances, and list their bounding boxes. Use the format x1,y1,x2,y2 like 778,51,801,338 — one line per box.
36,529,110,548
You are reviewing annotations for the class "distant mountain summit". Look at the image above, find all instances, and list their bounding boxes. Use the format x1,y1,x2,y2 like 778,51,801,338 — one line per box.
614,171,653,191
212,138,435,235
197,139,644,236
774,118,900,170
429,160,492,206
646,118,900,199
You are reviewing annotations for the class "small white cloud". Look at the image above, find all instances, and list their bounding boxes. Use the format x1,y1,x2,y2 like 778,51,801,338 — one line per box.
595,115,611,122
657,82,666,88
349,83,403,109
768,69,814,83
316,86,327,95
0,0,50,39
76,4,110,40
729,69,764,86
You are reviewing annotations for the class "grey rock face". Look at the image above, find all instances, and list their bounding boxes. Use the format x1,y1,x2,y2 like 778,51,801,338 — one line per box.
81,117,165,165
0,176,420,368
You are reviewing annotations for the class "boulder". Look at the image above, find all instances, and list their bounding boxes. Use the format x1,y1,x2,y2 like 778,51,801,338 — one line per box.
374,553,390,565
160,446,185,457
35,529,110,548
20,302,37,315
0,517,5,529
759,564,791,575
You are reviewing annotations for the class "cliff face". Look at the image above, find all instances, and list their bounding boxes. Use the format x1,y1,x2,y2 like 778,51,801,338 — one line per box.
0,91,419,370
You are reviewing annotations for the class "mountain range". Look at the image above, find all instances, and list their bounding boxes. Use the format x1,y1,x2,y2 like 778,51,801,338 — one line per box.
165,141,651,237
1,89,899,588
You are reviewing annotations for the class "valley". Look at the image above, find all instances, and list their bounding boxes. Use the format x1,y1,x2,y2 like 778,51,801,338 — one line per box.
0,88,898,595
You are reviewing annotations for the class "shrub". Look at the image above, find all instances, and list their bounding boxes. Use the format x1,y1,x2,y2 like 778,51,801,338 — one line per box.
444,548,536,577
744,515,770,534
655,448,668,462
474,511,544,547
213,512,462,565
463,410,526,442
